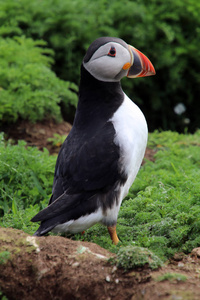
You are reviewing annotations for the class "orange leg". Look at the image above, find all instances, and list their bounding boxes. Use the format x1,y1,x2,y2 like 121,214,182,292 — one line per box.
107,225,119,245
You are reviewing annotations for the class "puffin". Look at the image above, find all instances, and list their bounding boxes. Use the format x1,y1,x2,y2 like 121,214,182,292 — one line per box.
31,37,155,244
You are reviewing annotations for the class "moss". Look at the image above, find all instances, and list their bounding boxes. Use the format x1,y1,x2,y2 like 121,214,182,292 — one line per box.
0,228,40,258
0,251,11,265
110,246,163,271
155,272,187,282
171,290,195,300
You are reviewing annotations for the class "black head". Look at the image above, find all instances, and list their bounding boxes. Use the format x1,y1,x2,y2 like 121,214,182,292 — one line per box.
83,37,131,82
82,37,156,82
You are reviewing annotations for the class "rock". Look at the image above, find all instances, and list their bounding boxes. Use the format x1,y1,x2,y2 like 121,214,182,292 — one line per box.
191,248,200,258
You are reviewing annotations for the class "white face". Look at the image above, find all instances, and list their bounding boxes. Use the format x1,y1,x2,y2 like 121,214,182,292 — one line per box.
83,42,132,82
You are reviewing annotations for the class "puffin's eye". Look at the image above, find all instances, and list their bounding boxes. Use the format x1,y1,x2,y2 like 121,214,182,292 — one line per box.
107,47,116,57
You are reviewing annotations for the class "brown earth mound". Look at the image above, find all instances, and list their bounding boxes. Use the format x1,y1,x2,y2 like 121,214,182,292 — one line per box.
1,119,156,161
1,119,72,154
1,228,200,300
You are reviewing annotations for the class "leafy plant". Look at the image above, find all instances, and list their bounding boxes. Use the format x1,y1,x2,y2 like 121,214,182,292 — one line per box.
0,0,199,131
0,290,8,300
48,133,67,147
110,245,163,270
0,133,55,217
0,36,78,124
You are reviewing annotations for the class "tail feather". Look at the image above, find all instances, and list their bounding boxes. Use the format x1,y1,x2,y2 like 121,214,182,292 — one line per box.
31,191,100,236
33,229,42,236
33,223,56,236
31,192,69,223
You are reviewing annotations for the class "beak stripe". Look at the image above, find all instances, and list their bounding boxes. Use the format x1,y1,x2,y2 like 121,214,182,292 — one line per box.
136,49,155,77
127,45,156,78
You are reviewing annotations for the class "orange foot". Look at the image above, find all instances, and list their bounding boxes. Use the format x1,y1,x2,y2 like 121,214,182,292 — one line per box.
107,225,119,245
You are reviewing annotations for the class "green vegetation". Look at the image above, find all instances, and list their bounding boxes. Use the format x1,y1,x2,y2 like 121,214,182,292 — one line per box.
156,272,187,282
47,133,67,147
0,251,10,265
0,133,56,233
0,0,200,271
0,36,78,123
1,130,200,264
0,0,200,131
110,245,163,270
0,291,8,300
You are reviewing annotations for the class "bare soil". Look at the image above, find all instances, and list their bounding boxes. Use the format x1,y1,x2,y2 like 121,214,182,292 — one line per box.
1,228,200,300
2,119,72,154
2,119,156,160
1,120,200,299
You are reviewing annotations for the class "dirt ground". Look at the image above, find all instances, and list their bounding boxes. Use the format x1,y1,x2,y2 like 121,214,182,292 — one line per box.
1,119,72,154
1,119,200,300
1,228,200,300
2,119,156,161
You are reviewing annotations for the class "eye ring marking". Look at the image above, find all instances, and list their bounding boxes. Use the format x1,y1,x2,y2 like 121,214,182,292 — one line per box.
107,46,116,57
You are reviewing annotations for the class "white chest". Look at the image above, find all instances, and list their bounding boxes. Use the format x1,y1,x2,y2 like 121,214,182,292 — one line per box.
110,93,148,198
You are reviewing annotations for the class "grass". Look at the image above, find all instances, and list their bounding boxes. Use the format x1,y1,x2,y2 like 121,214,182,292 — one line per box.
1,130,200,265
155,272,188,282
0,132,55,233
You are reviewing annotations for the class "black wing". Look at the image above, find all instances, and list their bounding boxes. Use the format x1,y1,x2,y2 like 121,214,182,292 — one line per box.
31,121,126,234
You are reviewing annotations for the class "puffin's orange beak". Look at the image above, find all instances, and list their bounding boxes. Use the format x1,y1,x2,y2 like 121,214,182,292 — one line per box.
125,45,156,78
